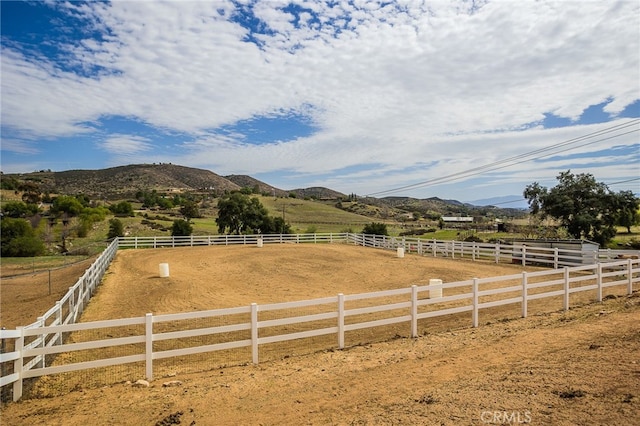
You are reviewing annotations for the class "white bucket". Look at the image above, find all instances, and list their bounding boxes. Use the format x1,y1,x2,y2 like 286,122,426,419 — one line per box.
257,237,263,248
159,263,170,278
397,247,405,258
428,278,443,298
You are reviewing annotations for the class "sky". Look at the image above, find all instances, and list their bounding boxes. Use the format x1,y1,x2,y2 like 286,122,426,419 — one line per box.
1,0,639,205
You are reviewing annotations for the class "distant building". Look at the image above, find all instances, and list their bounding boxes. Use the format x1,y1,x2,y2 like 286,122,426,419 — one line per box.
441,216,474,223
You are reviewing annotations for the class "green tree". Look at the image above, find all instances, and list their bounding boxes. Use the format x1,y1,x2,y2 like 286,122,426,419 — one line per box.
523,171,629,246
77,206,110,237
216,193,272,234
108,218,125,239
362,222,389,236
51,195,84,216
180,200,200,220
614,190,640,233
1,217,46,257
109,201,134,217
2,201,38,218
171,219,193,236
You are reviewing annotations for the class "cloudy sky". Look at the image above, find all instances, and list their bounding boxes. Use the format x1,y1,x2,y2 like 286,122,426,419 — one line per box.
1,0,639,204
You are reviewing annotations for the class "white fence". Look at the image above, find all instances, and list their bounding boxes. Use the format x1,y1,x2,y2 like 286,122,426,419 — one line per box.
0,238,118,398
117,232,347,249
1,233,638,402
352,234,638,267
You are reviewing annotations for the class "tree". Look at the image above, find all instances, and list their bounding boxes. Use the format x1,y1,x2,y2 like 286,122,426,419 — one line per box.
216,193,274,234
614,190,640,233
109,201,134,217
108,218,124,239
1,217,46,257
171,219,193,236
362,222,389,236
2,201,38,218
51,195,84,216
523,171,634,246
179,200,200,220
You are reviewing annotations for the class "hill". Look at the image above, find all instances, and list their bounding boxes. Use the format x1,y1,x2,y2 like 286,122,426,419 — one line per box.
224,175,346,200
2,164,526,219
6,164,240,199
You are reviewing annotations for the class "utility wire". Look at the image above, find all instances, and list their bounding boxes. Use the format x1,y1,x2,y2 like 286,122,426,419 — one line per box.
366,118,640,197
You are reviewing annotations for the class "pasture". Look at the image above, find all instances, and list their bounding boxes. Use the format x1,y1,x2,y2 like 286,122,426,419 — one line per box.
1,243,638,425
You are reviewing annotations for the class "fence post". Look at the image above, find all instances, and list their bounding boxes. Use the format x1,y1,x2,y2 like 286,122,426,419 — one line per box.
56,302,63,345
521,246,526,267
554,248,559,269
411,285,418,338
472,278,479,328
338,294,345,349
628,259,634,295
13,327,24,402
521,272,528,318
145,313,153,381
37,317,45,369
495,243,500,264
251,303,259,364
597,263,603,302
563,267,570,311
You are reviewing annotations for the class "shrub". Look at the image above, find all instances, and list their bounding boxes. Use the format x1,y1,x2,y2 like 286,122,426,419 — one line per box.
108,218,124,239
362,222,388,236
1,217,46,257
171,219,193,236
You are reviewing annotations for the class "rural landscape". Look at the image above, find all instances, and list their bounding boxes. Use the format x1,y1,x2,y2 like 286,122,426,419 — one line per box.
2,1,639,424
1,164,639,425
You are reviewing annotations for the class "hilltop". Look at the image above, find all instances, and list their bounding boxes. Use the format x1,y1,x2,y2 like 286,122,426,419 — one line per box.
2,164,527,218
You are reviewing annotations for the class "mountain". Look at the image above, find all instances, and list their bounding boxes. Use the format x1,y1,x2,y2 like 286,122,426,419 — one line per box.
288,187,346,200
7,164,241,198
224,175,289,197
2,164,527,217
224,176,344,200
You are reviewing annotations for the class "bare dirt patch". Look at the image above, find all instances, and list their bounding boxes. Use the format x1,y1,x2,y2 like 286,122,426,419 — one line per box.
1,244,639,424
1,258,96,328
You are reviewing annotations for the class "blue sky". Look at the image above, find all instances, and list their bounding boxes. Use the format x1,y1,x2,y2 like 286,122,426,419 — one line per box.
1,0,639,204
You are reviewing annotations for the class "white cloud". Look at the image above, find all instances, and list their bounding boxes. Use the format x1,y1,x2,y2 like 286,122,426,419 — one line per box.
1,0,638,199
100,135,153,155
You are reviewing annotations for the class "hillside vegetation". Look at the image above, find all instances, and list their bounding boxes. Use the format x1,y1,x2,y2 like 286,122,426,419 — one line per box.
0,163,546,259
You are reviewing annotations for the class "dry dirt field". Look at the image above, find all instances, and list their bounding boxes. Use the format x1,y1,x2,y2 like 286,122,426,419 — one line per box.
1,243,639,425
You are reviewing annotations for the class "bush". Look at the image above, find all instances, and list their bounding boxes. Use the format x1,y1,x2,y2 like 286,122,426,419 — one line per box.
108,218,124,239
171,219,193,236
109,201,134,217
1,217,46,257
362,222,388,236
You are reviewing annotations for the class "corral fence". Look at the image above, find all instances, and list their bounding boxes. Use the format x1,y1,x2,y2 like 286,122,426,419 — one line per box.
1,233,638,402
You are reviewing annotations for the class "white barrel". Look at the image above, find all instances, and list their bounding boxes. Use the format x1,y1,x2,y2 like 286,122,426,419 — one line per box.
159,263,170,278
257,237,263,248
397,247,405,258
429,278,443,298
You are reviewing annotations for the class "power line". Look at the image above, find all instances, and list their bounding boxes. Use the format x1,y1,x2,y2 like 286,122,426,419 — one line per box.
606,177,640,186
472,177,640,208
366,118,640,197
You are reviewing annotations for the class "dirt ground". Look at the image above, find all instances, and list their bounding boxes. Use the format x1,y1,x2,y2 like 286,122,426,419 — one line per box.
1,244,639,425
1,258,97,329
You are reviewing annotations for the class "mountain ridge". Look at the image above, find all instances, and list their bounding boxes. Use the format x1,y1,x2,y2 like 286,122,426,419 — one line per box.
2,164,527,217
